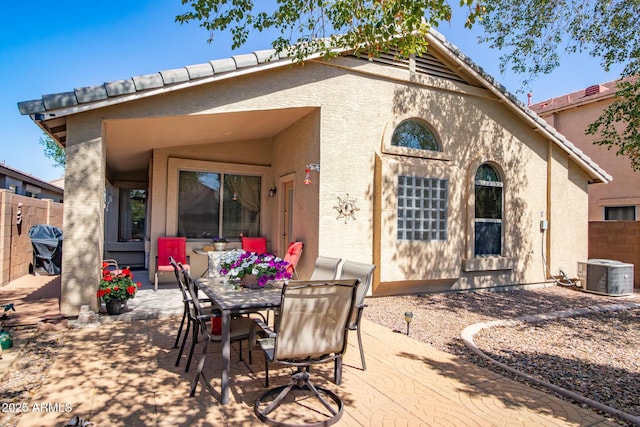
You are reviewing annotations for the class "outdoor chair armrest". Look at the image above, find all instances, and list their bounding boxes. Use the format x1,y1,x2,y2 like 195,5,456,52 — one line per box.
184,296,212,304
249,317,276,351
196,313,217,322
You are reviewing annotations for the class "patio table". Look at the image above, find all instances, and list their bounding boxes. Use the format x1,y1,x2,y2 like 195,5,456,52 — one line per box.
195,277,283,404
192,249,228,277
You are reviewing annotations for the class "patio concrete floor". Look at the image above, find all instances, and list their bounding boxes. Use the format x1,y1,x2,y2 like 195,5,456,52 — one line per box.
0,272,620,426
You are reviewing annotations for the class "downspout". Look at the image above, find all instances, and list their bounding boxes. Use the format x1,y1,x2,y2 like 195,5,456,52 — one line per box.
372,154,382,295
546,140,553,280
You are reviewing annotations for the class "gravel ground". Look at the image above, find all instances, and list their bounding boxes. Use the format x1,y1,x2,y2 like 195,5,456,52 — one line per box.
0,326,67,427
364,284,640,425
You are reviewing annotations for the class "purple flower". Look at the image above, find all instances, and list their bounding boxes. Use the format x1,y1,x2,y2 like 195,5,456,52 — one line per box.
219,249,291,283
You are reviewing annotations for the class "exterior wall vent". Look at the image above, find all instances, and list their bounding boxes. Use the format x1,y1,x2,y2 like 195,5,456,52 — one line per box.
577,259,634,296
584,84,607,97
349,49,468,84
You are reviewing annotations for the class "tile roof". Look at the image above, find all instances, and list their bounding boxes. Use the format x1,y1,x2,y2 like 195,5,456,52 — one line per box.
427,30,611,183
17,50,286,116
529,80,619,114
16,30,611,183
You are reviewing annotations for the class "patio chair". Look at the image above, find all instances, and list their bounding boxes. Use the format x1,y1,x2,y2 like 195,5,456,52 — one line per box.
309,256,342,280
102,259,122,275
155,237,190,291
250,279,359,426
337,260,376,371
283,241,304,279
169,256,189,350
241,236,268,254
169,256,213,372
180,264,254,398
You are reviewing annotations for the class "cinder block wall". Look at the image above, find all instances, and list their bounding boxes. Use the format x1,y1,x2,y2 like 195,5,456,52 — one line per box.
589,221,640,288
0,190,64,285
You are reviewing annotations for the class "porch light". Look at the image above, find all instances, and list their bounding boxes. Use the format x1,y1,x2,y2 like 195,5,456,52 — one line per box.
303,163,320,185
268,187,277,197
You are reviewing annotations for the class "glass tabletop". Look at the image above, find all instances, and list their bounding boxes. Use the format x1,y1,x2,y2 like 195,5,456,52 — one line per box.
195,278,283,311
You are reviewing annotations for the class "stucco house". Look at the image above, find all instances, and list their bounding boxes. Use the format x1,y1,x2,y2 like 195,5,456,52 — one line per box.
0,163,64,202
18,30,610,315
530,80,639,222
530,80,640,287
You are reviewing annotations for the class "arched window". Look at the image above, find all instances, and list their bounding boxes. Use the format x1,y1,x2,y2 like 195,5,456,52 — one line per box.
391,119,439,151
474,163,502,256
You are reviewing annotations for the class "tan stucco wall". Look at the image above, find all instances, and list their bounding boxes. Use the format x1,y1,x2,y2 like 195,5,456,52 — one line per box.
271,111,320,278
61,114,105,314
58,55,593,312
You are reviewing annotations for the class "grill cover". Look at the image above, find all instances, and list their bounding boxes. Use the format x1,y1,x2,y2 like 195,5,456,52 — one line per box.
29,224,63,275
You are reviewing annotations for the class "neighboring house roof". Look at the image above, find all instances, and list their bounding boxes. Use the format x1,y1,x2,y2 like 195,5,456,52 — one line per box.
0,162,64,194
16,29,611,184
530,80,619,115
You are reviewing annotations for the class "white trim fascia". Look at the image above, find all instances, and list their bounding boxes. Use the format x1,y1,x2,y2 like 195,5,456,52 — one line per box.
31,56,307,120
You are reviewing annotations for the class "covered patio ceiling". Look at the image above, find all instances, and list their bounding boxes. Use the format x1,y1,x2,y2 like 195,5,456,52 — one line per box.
104,107,316,173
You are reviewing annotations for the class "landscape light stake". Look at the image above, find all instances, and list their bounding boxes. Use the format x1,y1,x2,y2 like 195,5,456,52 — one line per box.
404,311,413,336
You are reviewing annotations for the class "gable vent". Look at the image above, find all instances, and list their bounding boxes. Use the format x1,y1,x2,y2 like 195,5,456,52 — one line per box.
414,52,467,83
349,48,468,84
585,84,607,97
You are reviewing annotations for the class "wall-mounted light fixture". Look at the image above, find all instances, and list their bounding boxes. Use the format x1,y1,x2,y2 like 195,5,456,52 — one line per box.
268,187,277,197
232,192,238,201
303,163,320,184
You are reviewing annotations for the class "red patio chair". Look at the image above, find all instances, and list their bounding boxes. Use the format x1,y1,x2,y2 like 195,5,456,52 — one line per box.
155,237,190,291
241,236,268,254
283,241,304,279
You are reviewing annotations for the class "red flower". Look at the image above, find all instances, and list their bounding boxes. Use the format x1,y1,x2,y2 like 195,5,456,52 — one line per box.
136,282,142,288
98,263,137,303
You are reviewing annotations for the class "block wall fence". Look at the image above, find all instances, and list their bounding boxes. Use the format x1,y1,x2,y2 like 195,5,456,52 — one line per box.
589,221,640,288
0,189,63,286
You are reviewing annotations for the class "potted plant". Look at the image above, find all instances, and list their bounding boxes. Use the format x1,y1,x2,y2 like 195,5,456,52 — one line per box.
218,249,291,287
212,236,229,251
97,263,142,315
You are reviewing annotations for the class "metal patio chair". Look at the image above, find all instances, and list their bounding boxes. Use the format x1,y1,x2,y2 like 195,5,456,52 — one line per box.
250,279,358,426
337,260,376,371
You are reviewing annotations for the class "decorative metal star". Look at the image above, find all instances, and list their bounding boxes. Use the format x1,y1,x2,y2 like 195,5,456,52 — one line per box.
333,194,360,223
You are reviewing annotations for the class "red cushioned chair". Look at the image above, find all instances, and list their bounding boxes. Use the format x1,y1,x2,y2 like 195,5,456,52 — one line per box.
155,237,190,291
241,236,268,254
283,241,304,279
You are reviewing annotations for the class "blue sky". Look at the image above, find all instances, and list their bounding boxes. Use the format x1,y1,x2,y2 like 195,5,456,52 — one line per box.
1,1,623,183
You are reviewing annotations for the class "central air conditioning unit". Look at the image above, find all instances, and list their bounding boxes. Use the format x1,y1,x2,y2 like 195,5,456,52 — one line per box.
576,259,634,296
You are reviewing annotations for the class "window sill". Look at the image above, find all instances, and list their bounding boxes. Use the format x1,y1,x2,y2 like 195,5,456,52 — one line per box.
462,257,517,272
